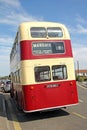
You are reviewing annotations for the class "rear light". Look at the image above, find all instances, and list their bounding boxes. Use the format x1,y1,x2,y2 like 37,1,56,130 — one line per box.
70,82,73,86
30,86,34,90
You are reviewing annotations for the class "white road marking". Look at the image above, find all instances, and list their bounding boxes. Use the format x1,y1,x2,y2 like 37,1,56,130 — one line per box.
73,112,87,119
77,83,87,89
79,99,83,103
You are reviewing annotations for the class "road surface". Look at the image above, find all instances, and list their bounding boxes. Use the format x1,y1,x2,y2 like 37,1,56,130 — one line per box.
0,83,87,130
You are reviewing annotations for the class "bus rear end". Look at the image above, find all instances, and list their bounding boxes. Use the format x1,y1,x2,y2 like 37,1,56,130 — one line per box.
10,22,78,113
23,80,78,112
20,58,78,113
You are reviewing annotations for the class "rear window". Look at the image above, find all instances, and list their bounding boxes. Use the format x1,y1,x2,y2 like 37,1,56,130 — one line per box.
30,27,46,38
30,27,63,38
34,65,67,82
34,66,51,82
47,27,63,37
52,65,67,80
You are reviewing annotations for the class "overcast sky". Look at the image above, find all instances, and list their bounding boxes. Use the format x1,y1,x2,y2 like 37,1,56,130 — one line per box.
0,0,87,76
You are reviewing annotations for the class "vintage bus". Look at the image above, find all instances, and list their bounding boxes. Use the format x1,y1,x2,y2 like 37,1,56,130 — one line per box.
10,22,78,113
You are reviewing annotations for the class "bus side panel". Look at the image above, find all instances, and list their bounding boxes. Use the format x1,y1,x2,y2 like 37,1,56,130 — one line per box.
22,80,78,112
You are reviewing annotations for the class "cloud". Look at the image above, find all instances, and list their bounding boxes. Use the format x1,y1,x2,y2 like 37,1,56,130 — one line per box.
68,24,87,35
76,15,86,24
0,35,13,56
68,15,87,69
0,54,9,62
0,0,21,8
0,35,12,76
0,0,44,76
0,36,12,65
0,61,10,76
76,24,87,34
0,10,42,26
0,36,13,45
73,44,87,69
0,0,43,26
67,15,87,35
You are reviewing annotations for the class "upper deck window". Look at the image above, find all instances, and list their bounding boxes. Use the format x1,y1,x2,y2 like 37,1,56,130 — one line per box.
30,27,63,38
30,27,46,38
47,27,63,37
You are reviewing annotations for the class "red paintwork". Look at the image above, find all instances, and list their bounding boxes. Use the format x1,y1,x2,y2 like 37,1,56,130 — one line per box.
20,40,73,60
21,80,78,112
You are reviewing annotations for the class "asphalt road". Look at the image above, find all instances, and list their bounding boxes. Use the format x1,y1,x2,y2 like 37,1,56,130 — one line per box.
1,83,87,130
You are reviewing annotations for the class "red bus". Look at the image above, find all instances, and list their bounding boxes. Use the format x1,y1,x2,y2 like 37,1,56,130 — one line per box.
10,22,78,113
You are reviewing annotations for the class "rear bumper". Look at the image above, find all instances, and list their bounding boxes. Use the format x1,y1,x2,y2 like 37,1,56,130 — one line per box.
23,103,79,113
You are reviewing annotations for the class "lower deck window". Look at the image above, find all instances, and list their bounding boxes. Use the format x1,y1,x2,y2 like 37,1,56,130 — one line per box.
34,66,51,82
52,65,67,80
34,65,67,82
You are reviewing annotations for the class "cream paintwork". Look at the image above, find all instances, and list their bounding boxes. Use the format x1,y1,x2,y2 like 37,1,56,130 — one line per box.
19,22,70,41
20,58,75,85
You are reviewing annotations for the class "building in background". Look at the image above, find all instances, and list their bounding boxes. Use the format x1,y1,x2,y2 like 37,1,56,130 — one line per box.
75,70,87,82
75,70,87,76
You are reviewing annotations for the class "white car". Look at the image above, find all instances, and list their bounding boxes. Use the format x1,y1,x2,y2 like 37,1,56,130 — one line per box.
3,80,11,92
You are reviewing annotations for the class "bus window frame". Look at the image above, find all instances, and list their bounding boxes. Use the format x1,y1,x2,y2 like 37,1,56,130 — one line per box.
30,27,47,38
52,65,68,80
34,66,51,82
30,27,63,38
47,27,63,37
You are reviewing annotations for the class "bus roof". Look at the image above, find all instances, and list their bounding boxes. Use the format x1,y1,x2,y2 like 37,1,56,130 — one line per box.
18,21,70,41
19,21,65,27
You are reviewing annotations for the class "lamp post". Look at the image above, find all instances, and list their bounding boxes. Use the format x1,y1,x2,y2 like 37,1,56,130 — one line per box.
77,60,79,81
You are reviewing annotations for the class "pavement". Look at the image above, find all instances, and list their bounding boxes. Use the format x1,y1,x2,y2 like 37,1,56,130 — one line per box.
0,92,8,130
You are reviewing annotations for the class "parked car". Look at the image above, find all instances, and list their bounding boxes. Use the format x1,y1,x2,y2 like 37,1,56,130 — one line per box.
0,81,5,92
3,80,11,92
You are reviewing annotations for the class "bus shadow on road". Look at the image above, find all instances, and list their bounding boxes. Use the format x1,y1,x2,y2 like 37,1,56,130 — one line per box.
4,94,70,123
18,109,70,122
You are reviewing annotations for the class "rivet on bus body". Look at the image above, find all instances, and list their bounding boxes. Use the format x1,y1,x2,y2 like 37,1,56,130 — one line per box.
30,86,34,90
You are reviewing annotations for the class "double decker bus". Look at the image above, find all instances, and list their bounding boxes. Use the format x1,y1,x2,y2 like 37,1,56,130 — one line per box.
10,22,78,113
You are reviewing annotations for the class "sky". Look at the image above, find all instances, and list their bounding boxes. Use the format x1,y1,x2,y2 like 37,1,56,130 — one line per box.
0,0,87,76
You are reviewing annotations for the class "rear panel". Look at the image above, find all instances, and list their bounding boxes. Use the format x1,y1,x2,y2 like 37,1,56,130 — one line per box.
22,80,78,112
20,58,78,112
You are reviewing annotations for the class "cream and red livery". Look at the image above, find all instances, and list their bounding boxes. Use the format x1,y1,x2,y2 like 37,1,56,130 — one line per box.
10,22,78,113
